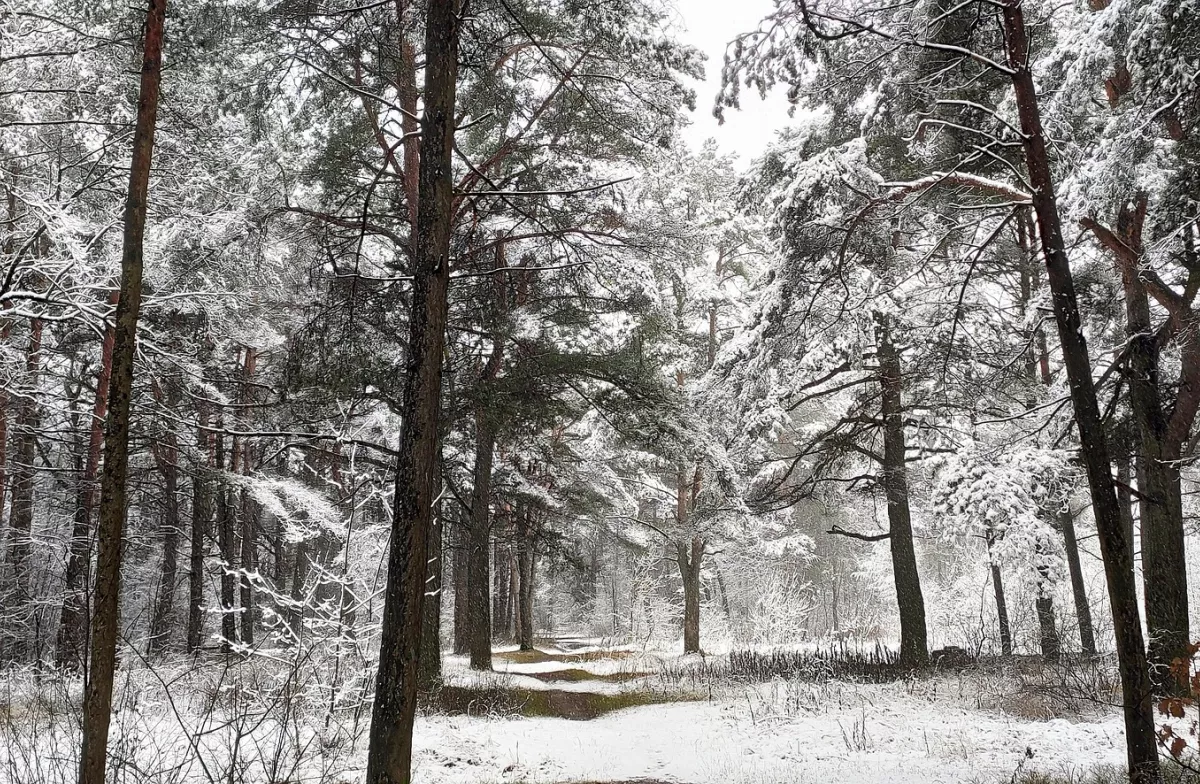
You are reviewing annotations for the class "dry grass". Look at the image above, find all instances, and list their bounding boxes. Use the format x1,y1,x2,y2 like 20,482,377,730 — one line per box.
421,683,700,719
493,648,643,665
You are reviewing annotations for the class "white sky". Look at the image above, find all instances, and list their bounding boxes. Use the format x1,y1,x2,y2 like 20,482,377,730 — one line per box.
671,0,796,166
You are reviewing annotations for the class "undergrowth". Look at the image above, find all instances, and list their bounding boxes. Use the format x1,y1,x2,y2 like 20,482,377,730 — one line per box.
1008,762,1200,784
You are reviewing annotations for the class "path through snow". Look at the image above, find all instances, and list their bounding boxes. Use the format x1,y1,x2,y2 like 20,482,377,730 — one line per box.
405,646,1127,784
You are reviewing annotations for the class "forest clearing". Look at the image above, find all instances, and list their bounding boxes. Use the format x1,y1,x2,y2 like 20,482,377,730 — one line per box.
3,0,1200,781
0,638,1152,784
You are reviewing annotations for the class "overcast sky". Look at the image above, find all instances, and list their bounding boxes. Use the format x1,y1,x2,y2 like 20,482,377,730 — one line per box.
672,0,795,165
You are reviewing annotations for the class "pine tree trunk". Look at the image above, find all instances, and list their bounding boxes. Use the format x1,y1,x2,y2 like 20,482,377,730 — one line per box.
1114,228,1189,688
677,536,702,654
289,538,308,642
1001,4,1160,779
493,537,508,640
511,545,520,633
238,349,258,647
78,0,166,779
418,498,443,690
986,529,1013,656
466,419,494,670
1023,213,1096,660
187,417,211,653
215,430,238,651
239,443,256,648
991,563,1013,656
148,418,181,654
58,293,117,668
1035,537,1061,663
452,516,468,654
1083,103,1194,701
875,315,928,668
491,538,500,631
714,560,733,622
1116,449,1136,587
5,318,41,662
517,507,534,651
364,0,460,777
1058,506,1096,655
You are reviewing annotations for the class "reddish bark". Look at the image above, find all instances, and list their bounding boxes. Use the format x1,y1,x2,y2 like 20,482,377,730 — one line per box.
58,289,119,668
79,0,167,780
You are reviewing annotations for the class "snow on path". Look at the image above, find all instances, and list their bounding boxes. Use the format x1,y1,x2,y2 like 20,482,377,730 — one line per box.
408,685,1126,784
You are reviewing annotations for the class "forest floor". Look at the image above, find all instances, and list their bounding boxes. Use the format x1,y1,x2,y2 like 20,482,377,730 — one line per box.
0,638,1142,784
409,638,1130,784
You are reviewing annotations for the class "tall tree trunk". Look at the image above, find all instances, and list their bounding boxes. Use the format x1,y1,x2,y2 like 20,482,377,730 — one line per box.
493,537,509,640
1106,213,1188,688
1001,5,1160,780
676,536,702,654
511,540,520,638
58,292,118,669
289,538,309,642
1083,97,1195,702
239,444,257,648
215,430,238,651
466,419,495,670
452,516,468,654
5,318,41,662
1115,446,1136,587
0,206,12,536
148,412,181,654
516,508,534,652
1034,538,1061,662
714,559,733,622
464,240,507,669
1058,505,1096,655
238,348,258,647
875,315,928,668
418,475,443,690
365,0,460,778
986,529,1013,656
1020,212,1079,659
187,415,211,653
78,0,166,779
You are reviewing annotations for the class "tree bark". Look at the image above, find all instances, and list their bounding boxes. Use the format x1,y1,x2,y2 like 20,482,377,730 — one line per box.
187,415,211,653
1000,4,1160,780
875,315,928,668
493,536,509,640
509,543,522,644
238,348,258,647
1023,211,1095,659
1058,505,1096,655
1115,448,1136,586
1034,538,1061,663
215,430,238,651
289,538,308,642
1104,209,1189,686
677,536,703,654
4,318,41,662
78,0,166,779
452,515,468,654
239,442,257,648
148,408,182,654
58,292,118,669
417,483,443,690
466,419,495,670
516,507,535,651
365,0,460,778
986,529,1013,656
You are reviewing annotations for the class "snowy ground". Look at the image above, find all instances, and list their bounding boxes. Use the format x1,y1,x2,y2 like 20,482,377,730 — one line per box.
404,641,1127,784
0,640,1133,784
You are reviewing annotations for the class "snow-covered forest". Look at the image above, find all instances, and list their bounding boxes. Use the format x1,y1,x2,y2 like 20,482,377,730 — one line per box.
1,0,1199,782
